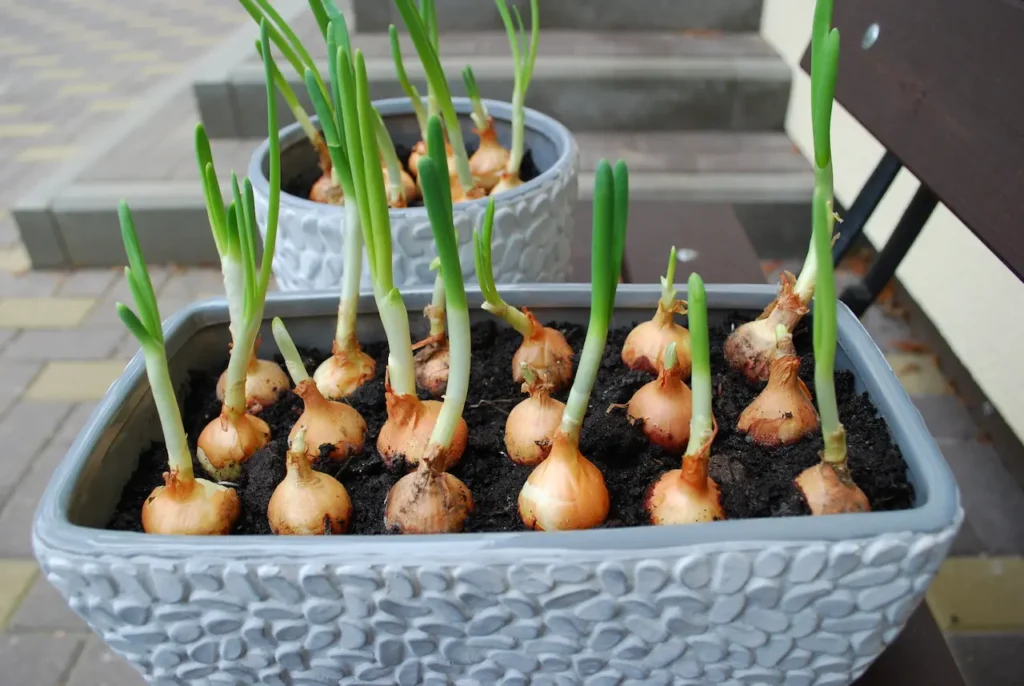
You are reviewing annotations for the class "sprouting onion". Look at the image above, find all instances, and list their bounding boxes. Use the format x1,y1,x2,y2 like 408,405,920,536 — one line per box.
374,109,418,207
268,425,353,535
116,203,240,536
463,65,509,192
737,324,819,446
385,116,474,534
795,2,869,515
518,159,628,532
474,201,574,390
272,317,367,462
622,245,692,376
491,0,539,195
505,364,564,466
646,273,725,525
627,341,693,454
194,20,282,481
393,0,484,202
389,24,438,178
413,258,450,397
300,17,377,401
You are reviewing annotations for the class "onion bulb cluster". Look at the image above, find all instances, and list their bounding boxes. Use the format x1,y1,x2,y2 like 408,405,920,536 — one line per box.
269,427,353,535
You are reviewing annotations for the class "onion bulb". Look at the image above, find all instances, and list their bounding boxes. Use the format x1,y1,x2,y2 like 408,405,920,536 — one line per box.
470,118,510,192
627,342,692,453
491,171,523,195
505,365,565,466
512,309,574,391
268,427,353,535
518,432,610,531
313,343,376,401
725,271,809,383
410,141,458,180
414,333,449,399
216,347,289,413
384,449,473,534
737,326,819,446
142,470,240,535
289,379,366,462
383,163,419,208
795,461,870,515
196,410,270,482
622,302,691,377
646,422,724,525
309,173,343,204
377,385,467,472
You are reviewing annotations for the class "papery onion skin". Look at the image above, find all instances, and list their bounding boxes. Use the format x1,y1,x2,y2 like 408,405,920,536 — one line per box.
384,457,473,534
795,460,870,516
627,365,692,454
505,375,564,466
196,411,270,482
737,333,819,446
142,470,240,535
268,446,353,535
289,380,367,462
518,434,609,531
414,340,449,398
622,303,691,377
377,389,467,472
309,173,344,204
470,119,510,192
646,424,724,525
725,271,808,383
511,310,575,391
217,357,289,413
313,343,376,401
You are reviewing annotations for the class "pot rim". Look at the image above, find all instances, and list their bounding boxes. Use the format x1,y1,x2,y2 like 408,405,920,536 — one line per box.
34,284,960,560
247,97,577,215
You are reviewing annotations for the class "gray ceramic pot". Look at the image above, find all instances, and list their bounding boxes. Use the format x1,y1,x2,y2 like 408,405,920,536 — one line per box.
249,98,579,292
33,285,961,686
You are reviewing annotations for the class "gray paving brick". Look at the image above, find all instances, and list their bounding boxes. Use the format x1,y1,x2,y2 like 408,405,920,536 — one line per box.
859,305,916,353
66,636,146,686
8,577,87,633
947,631,1024,686
79,268,171,328
0,269,67,297
159,268,225,299
1,329,123,361
0,402,73,507
940,439,1024,556
55,402,100,445
0,439,74,558
57,269,121,297
913,395,981,442
0,361,43,419
0,329,16,354
0,633,85,686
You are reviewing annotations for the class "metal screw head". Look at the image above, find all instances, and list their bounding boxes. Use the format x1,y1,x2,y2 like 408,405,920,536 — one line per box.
862,23,880,50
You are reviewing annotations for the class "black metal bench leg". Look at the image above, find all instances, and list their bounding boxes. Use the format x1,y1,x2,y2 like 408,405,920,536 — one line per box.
832,151,903,265
839,185,939,317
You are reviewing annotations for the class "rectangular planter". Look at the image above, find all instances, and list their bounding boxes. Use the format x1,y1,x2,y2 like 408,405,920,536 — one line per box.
33,284,962,686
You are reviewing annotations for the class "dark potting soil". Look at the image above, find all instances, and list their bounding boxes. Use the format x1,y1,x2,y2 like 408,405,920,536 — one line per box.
106,314,914,535
282,142,541,208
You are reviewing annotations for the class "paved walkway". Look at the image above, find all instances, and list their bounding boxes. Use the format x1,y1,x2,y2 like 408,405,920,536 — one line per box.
0,2,1021,685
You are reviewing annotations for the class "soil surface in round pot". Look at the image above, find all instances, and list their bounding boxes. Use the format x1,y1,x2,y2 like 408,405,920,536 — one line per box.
108,313,914,535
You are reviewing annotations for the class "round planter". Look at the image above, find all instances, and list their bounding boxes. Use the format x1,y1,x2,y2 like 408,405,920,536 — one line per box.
249,97,579,292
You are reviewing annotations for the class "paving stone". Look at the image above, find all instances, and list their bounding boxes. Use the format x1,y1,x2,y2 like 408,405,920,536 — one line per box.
66,635,146,686
0,270,67,297
0,401,73,501
57,269,121,297
939,439,1024,555
885,352,954,396
0,633,85,686
0,297,95,329
0,329,15,354
8,575,87,632
0,360,40,419
0,439,74,558
2,328,123,361
859,306,915,353
912,395,980,442
25,360,128,401
55,402,100,444
927,557,1024,631
160,268,225,299
0,559,37,629
0,244,30,272
946,631,1024,686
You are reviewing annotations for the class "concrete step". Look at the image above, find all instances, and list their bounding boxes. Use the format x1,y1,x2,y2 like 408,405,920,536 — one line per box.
351,0,764,34
14,81,812,270
197,27,790,138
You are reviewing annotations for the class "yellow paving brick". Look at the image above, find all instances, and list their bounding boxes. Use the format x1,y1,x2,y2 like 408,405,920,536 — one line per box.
14,54,59,67
88,98,138,112
183,35,222,47
0,44,36,56
16,146,83,162
927,556,1024,631
113,50,161,63
0,124,52,138
27,360,130,401
0,246,31,273
0,560,38,631
142,63,184,75
0,297,96,328
0,104,26,115
58,82,114,95
885,352,954,396
36,68,88,81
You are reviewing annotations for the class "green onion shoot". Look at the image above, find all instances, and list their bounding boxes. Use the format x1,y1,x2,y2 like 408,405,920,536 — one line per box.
300,15,378,400
384,115,475,534
795,2,870,515
393,0,485,202
473,203,574,390
389,24,433,178
374,108,418,207
463,64,509,192
268,425,354,535
737,324,819,446
518,159,628,531
271,317,367,462
193,20,284,482
621,244,692,377
626,341,693,454
646,273,725,525
116,203,240,535
490,0,539,195
412,257,450,398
